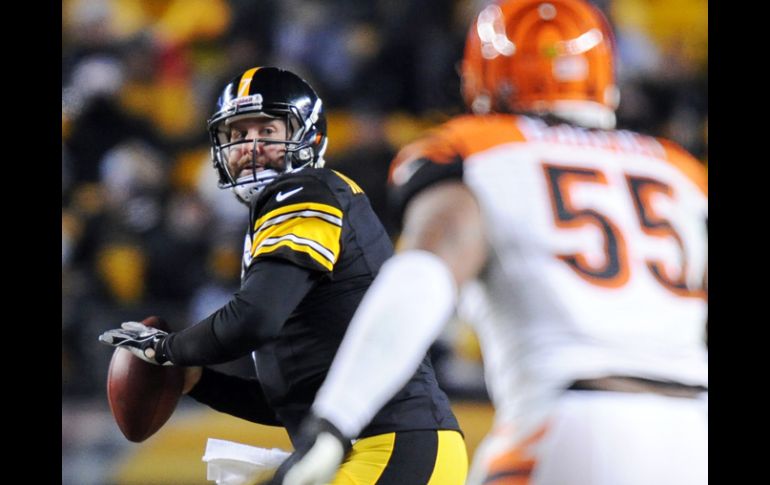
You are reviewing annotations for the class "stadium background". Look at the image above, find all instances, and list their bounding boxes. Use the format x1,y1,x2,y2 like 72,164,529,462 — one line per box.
61,0,707,483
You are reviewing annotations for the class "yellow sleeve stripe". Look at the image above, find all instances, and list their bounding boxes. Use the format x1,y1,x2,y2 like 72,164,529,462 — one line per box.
237,67,260,97
253,202,343,232
254,239,335,271
251,217,342,268
333,170,364,194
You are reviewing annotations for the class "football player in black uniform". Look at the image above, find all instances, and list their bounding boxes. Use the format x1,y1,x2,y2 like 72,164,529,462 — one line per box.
99,66,467,484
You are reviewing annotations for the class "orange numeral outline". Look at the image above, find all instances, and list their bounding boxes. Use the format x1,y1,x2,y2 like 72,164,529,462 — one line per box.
626,175,707,299
542,162,705,297
543,164,630,289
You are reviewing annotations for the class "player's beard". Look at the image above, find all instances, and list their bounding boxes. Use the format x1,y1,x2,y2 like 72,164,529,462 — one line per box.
232,149,286,179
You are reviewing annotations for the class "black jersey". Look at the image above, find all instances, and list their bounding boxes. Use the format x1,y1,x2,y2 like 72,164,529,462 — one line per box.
184,167,459,442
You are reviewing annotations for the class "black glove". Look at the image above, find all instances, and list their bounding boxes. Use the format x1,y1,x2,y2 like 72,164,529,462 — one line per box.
266,414,351,485
98,321,173,366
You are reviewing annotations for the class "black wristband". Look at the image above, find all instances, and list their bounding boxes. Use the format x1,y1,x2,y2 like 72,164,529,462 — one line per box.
154,334,172,365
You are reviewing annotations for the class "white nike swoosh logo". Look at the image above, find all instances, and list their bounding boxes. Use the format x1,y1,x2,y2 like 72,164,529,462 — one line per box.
275,187,304,202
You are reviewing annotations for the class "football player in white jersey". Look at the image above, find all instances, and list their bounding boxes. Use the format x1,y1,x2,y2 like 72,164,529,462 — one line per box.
270,1,707,484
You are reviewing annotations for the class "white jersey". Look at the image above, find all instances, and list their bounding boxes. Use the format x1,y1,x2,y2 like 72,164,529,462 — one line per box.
391,114,708,430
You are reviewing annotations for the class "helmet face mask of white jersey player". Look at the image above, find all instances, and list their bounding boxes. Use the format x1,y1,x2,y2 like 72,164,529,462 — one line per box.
207,67,329,204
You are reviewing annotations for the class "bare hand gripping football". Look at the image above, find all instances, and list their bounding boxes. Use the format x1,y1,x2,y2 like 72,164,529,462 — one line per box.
99,316,184,442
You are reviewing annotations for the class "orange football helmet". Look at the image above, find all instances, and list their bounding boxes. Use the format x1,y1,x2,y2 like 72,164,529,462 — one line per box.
462,0,619,128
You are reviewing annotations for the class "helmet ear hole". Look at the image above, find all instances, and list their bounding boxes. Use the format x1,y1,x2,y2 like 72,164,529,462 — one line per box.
298,148,313,161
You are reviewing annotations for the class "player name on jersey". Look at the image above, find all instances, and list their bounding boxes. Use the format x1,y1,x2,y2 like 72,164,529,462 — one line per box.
517,116,665,158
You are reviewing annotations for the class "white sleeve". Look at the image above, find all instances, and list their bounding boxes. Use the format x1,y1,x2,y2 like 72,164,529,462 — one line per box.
312,250,457,438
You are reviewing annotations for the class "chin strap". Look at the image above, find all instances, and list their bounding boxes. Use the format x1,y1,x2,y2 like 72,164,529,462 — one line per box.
231,170,281,203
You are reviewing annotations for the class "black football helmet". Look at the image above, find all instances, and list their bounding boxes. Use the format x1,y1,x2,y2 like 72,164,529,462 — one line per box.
208,67,328,204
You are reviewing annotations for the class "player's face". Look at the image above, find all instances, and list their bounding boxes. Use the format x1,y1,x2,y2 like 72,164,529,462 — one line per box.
226,117,288,180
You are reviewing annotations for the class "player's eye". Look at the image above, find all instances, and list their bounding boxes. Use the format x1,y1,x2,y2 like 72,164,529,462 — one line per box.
230,129,246,142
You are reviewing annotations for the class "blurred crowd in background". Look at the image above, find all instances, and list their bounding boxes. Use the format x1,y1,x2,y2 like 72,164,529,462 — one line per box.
62,0,707,399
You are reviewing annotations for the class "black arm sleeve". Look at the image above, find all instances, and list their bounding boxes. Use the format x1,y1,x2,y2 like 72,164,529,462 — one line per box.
186,367,281,426
165,258,319,365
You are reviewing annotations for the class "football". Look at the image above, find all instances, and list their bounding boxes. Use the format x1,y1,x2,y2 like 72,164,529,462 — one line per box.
107,316,185,442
